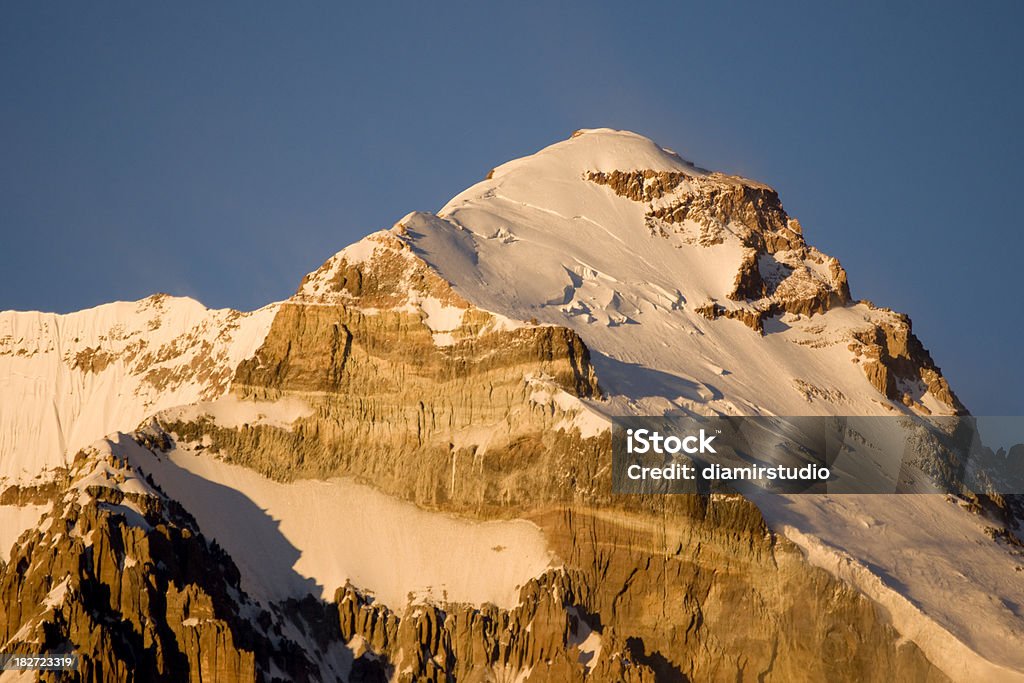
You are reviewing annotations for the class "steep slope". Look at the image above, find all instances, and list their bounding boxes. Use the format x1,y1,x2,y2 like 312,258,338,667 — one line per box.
0,294,277,483
0,435,333,682
406,128,962,419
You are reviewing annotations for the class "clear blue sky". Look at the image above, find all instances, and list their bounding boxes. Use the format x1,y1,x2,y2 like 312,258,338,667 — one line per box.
2,2,1021,414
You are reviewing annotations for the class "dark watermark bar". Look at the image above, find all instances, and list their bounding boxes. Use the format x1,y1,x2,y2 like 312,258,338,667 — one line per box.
612,416,1024,495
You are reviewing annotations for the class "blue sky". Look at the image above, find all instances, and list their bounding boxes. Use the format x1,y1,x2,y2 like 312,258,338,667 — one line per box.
2,2,1022,413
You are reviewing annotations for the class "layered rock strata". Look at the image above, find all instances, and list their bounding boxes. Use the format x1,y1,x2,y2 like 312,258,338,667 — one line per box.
139,236,950,680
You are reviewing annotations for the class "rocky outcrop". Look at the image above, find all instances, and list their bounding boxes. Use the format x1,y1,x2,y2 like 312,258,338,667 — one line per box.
585,170,799,252
0,444,321,683
694,300,769,334
585,165,964,416
851,306,967,414
327,571,659,683
0,480,62,505
586,169,852,330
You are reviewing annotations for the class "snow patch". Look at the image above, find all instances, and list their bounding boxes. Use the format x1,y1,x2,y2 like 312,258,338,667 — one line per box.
120,441,555,609
0,504,50,562
42,578,70,610
160,395,313,431
526,374,609,438
756,492,1024,681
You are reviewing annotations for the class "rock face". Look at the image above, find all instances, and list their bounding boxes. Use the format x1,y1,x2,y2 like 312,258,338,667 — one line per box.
0,432,948,683
313,500,947,683
0,438,322,682
171,231,605,513
140,228,947,680
850,305,966,414
329,571,662,683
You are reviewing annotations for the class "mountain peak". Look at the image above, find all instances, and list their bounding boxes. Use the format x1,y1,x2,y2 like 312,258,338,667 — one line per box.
471,128,702,193
292,132,962,418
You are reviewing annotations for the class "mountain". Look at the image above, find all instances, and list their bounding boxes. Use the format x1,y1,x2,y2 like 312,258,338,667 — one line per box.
0,129,1020,682
0,294,277,482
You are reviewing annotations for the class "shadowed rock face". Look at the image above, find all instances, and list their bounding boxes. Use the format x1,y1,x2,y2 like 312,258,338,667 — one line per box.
0,444,322,683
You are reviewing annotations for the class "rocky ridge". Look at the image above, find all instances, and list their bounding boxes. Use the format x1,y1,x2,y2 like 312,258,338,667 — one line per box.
0,294,277,482
0,435,325,682
583,163,961,413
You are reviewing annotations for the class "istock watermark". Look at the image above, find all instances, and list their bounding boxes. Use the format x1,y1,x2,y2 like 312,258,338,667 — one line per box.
612,416,1024,495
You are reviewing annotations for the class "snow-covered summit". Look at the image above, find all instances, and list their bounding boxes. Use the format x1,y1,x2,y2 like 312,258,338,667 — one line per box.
366,128,959,419
0,128,962,476
482,128,705,181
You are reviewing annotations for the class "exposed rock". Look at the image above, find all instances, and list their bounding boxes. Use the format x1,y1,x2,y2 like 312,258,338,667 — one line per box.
71,347,116,374
0,447,321,683
730,248,770,301
585,170,801,251
586,169,851,324
792,378,847,404
0,480,63,505
694,300,770,334
185,234,605,511
852,307,967,414
329,570,658,683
